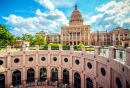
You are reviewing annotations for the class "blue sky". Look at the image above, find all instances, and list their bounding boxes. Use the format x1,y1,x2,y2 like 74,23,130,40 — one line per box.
0,0,130,37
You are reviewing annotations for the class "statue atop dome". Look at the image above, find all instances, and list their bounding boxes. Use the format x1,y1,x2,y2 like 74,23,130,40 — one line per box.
75,3,77,10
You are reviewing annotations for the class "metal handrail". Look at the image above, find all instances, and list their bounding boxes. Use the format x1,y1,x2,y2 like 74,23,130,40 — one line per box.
114,48,126,61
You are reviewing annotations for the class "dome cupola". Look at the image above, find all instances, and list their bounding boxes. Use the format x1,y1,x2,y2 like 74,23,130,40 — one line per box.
69,4,84,26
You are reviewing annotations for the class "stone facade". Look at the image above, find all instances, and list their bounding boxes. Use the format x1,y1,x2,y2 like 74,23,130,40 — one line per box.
0,46,130,88
36,31,61,44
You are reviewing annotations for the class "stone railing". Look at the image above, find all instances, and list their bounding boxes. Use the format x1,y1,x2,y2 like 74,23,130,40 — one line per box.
1,45,130,65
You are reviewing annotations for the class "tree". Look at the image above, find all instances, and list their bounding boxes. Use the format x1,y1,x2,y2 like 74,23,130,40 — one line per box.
34,36,47,45
0,24,15,46
15,34,35,46
15,36,22,40
22,34,35,46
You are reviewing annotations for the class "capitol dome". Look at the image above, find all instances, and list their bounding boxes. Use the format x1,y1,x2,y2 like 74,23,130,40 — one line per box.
69,4,84,25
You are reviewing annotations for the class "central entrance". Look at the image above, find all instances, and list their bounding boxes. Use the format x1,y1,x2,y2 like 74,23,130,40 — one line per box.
40,68,47,81
52,68,58,81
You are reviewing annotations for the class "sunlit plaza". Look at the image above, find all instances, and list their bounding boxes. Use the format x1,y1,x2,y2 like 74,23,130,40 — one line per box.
0,0,130,88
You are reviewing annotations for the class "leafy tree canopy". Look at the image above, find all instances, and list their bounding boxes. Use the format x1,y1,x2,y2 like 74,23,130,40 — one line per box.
34,36,47,45
0,24,15,46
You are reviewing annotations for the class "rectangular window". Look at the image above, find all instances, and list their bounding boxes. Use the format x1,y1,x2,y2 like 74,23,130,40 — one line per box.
115,34,118,36
85,28,88,30
81,28,84,31
120,34,123,36
125,34,127,36
116,38,118,40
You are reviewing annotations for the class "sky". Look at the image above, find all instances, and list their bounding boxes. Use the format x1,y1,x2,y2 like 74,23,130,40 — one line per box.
0,0,130,37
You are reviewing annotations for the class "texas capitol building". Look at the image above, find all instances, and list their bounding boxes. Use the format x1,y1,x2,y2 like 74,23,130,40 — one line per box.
61,4,90,45
36,4,130,46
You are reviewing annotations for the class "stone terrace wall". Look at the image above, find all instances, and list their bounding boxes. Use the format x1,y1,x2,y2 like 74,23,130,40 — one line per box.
0,45,130,88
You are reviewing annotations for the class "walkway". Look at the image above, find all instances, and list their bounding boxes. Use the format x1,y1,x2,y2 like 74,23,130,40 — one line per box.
28,86,55,88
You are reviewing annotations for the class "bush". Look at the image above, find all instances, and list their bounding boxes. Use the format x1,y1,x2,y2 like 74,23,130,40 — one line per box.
118,45,122,48
77,43,84,49
48,43,62,46
39,45,48,50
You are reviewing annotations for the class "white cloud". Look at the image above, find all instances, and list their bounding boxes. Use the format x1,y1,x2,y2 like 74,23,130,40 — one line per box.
84,14,103,25
14,27,21,31
87,0,130,31
50,0,76,8
2,8,69,36
104,16,115,21
34,0,54,10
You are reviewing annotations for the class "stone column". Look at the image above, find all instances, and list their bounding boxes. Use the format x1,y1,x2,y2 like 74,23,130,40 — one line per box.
94,46,99,56
79,32,81,43
22,67,26,83
22,45,26,51
7,70,12,87
6,46,11,52
47,66,51,81
6,46,12,87
58,67,62,82
36,45,39,80
22,46,26,83
59,46,62,51
107,65,111,88
125,47,130,66
108,46,115,59
82,46,86,53
81,73,84,88
72,32,73,41
47,46,51,81
45,80,48,86
69,69,73,87
70,46,74,52
59,46,62,82
35,80,37,87
76,32,77,41
23,82,26,88
10,85,13,88
65,84,68,88
36,45,39,51
35,66,38,80
48,46,51,51
55,81,58,88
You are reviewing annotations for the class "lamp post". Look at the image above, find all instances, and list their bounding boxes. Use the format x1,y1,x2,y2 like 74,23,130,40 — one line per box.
106,30,108,47
22,34,25,46
97,30,99,46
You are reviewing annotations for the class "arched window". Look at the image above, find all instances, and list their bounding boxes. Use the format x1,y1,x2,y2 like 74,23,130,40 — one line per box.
12,70,21,86
27,68,35,83
86,78,93,88
52,68,58,81
40,68,47,81
63,69,69,85
74,73,81,88
0,74,5,88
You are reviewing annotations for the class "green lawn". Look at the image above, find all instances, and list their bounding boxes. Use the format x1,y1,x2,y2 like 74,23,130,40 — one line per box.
0,48,6,50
